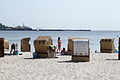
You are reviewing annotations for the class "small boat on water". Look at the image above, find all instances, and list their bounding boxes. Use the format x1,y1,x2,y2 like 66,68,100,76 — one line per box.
36,27,39,32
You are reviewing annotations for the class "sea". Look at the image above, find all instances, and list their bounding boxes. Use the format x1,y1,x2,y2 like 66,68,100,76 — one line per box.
0,30,120,52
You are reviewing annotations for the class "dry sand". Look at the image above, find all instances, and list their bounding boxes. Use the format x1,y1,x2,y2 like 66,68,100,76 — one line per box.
0,52,120,80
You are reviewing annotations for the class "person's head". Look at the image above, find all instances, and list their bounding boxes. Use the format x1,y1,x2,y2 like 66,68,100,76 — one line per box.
58,37,60,41
13,43,15,45
63,48,65,51
16,44,18,46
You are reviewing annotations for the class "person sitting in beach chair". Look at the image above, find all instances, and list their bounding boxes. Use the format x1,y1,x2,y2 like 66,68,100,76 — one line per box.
49,45,57,52
60,48,67,55
10,43,15,55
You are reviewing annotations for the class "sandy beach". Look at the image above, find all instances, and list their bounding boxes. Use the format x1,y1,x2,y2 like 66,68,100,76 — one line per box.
0,53,120,80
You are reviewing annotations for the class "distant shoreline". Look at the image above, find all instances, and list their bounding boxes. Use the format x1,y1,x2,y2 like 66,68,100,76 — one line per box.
0,29,91,31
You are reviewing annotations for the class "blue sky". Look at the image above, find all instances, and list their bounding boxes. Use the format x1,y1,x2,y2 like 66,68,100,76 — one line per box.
0,0,120,30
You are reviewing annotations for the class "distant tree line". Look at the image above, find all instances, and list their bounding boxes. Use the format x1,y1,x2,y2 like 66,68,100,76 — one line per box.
0,23,32,30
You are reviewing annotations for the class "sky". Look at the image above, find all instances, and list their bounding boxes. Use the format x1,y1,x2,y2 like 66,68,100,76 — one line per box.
0,0,120,30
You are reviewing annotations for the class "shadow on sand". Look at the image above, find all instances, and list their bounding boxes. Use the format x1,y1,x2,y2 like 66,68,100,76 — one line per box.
106,59,120,61
4,53,22,56
24,58,40,59
24,57,58,60
57,55,71,56
58,60,87,63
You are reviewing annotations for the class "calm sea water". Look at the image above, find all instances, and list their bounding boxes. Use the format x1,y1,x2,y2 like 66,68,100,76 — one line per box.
0,31,120,52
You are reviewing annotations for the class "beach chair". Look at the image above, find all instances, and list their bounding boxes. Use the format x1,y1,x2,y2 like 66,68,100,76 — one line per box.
100,38,114,53
34,36,55,58
21,37,31,52
72,38,90,62
4,39,9,52
0,38,4,57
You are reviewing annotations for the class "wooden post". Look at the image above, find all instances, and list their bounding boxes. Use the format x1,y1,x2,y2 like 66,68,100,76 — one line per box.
118,37,120,60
